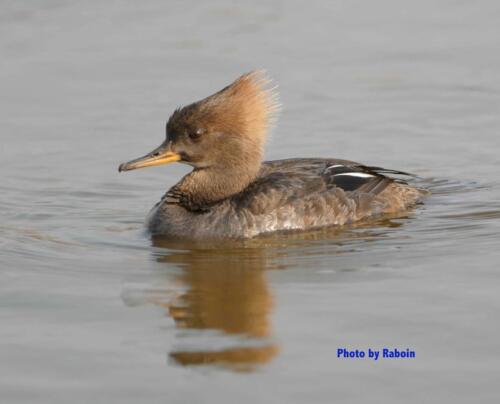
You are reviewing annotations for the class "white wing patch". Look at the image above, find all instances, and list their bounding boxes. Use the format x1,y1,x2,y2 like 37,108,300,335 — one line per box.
333,172,375,178
326,164,344,170
325,164,376,179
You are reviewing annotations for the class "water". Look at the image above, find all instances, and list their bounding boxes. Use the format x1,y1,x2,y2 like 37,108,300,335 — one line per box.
1,1,500,402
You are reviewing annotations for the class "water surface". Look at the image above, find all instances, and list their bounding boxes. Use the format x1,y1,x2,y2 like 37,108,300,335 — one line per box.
1,1,500,403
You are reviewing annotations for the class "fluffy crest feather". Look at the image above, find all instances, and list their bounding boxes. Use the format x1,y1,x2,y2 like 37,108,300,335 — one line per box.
171,70,280,142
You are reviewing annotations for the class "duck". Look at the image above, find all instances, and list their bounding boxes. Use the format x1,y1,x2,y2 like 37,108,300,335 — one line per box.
119,71,427,239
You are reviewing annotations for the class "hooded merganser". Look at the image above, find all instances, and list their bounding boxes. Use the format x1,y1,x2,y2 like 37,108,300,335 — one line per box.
119,71,427,239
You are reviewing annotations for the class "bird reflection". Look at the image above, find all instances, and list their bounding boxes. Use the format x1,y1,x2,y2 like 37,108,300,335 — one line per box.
151,237,280,371
140,216,407,371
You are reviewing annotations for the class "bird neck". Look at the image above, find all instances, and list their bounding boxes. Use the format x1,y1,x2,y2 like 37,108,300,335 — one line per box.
172,163,262,211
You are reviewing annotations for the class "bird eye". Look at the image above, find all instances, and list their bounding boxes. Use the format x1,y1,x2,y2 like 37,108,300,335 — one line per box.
189,128,204,141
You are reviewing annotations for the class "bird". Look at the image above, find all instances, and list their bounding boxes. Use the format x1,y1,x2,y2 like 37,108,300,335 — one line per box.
118,71,427,240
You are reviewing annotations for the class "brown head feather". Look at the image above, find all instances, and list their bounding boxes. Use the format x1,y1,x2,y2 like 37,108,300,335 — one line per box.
198,70,280,140
167,71,279,165
164,71,280,207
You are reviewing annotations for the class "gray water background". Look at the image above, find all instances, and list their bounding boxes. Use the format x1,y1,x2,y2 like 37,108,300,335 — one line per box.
1,1,500,403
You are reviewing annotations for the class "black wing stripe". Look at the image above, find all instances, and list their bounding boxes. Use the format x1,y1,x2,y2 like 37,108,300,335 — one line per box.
324,163,413,193
360,165,415,177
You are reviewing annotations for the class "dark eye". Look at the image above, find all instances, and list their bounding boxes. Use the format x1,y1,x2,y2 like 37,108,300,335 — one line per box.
189,128,204,141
